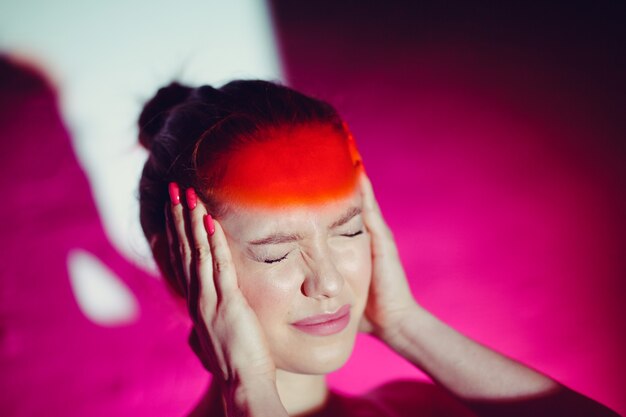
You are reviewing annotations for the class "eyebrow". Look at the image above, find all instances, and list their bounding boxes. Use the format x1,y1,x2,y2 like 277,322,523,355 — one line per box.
249,232,303,246
328,206,362,229
248,206,362,246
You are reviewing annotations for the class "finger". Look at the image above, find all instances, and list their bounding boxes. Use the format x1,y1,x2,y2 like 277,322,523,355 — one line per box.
164,202,187,298
186,197,231,380
359,172,382,215
185,188,217,320
359,173,392,237
207,219,239,299
169,183,193,286
359,173,403,263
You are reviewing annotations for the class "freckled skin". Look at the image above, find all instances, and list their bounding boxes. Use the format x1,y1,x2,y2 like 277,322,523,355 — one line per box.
219,189,371,374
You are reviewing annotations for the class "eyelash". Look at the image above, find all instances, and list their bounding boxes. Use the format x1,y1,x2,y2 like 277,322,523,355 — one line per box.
261,230,363,264
342,230,364,238
263,253,289,264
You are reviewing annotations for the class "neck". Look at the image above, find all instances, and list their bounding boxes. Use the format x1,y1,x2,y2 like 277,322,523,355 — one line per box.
275,370,328,415
193,372,328,417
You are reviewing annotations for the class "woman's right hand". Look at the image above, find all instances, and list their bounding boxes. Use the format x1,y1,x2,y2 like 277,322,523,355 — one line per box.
165,184,284,415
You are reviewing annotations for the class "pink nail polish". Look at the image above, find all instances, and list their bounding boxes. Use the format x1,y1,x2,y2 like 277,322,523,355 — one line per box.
204,214,215,236
168,182,181,205
186,188,197,210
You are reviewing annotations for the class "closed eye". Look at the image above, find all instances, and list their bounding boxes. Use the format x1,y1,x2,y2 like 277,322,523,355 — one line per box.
342,230,364,238
263,253,289,264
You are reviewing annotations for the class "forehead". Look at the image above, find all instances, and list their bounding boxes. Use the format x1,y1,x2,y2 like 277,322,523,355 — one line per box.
220,187,363,236
204,123,362,208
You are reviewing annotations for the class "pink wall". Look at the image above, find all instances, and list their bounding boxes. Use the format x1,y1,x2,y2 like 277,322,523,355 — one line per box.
0,58,207,417
1,2,624,415
271,1,626,413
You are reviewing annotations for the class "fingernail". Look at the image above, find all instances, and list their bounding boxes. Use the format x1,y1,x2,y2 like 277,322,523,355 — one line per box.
186,188,197,210
204,214,215,236
168,182,181,205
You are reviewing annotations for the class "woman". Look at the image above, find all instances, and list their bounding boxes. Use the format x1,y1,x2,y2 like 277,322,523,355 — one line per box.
138,80,618,416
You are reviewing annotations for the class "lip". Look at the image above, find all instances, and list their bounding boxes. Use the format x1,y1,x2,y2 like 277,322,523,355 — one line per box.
291,304,351,336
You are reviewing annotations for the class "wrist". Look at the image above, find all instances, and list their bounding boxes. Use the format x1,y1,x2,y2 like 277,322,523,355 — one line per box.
223,372,286,417
374,303,431,356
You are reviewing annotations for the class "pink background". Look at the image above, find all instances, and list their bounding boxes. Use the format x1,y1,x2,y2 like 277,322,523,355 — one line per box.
1,1,625,416
270,2,626,412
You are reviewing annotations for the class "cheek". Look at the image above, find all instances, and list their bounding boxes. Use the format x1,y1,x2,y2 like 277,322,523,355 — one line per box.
331,237,372,298
232,252,302,323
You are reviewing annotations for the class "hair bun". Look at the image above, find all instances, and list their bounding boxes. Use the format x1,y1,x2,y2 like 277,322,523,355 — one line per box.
138,82,194,149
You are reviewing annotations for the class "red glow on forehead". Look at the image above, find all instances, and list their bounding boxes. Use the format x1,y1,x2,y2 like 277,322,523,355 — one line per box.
206,124,362,207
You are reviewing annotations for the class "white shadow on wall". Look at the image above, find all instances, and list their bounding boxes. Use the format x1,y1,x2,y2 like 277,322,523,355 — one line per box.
0,1,281,261
0,0,282,320
67,249,139,325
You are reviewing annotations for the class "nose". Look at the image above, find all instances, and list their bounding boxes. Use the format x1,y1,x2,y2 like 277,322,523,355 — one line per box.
301,248,344,300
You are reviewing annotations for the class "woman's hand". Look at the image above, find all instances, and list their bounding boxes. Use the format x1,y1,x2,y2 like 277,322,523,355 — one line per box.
166,184,286,416
359,173,420,345
357,176,611,415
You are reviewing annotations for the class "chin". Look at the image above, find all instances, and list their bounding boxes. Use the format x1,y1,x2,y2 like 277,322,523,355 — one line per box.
274,323,360,375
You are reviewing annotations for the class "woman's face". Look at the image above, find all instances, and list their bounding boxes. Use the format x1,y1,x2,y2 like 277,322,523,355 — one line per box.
218,186,371,374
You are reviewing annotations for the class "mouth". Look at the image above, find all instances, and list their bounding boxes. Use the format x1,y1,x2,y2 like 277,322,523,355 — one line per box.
291,304,351,336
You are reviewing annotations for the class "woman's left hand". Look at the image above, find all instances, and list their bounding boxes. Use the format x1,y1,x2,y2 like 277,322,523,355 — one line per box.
358,173,420,345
